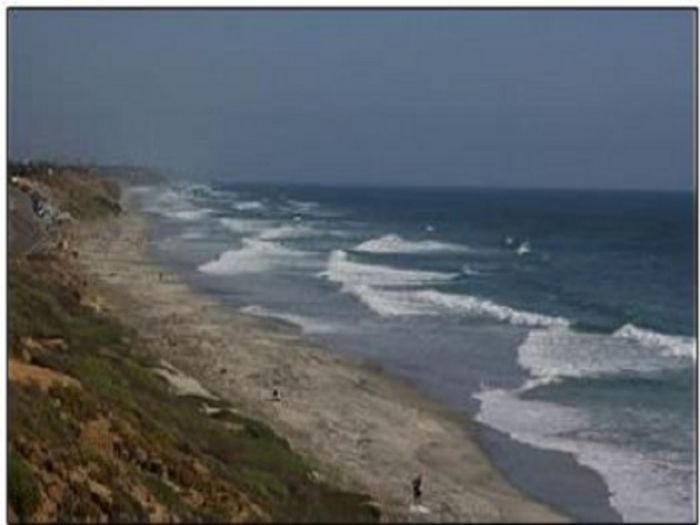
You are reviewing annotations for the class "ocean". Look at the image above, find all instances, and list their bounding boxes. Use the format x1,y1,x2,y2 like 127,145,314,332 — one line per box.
128,181,696,522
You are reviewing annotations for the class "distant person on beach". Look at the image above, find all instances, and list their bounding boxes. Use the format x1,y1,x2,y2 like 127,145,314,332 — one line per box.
272,388,281,402
412,473,423,505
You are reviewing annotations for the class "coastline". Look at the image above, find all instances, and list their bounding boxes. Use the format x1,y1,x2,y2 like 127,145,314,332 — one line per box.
75,193,569,522
9,169,382,522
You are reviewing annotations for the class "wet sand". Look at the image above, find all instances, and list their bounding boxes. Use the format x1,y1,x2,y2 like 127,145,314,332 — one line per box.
76,205,568,523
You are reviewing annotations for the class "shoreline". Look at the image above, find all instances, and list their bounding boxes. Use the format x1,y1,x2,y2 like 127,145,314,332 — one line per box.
9,169,383,522
76,199,569,522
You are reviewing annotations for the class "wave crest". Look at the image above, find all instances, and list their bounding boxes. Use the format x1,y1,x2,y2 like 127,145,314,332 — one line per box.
333,281,568,328
474,383,693,522
139,186,214,222
258,224,317,241
233,200,265,212
613,324,695,361
515,327,690,389
354,234,469,254
219,217,271,234
321,250,457,288
198,238,308,275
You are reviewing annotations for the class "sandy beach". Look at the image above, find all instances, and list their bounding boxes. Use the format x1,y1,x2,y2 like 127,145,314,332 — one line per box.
10,10,696,523
74,199,568,523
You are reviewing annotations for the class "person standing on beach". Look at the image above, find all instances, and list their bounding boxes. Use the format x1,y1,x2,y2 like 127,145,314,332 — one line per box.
412,473,423,506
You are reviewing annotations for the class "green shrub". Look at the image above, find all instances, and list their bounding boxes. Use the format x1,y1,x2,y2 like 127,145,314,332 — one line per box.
8,448,40,520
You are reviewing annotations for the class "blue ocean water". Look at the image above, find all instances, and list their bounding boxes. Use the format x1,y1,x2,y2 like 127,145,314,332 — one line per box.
129,182,696,522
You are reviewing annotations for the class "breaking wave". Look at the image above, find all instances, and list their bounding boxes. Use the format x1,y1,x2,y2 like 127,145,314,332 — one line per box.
180,230,206,240
476,325,696,520
139,186,214,222
198,238,310,275
286,199,320,212
233,200,266,212
516,327,690,390
167,208,213,221
460,264,481,276
318,251,565,328
613,324,696,361
475,384,694,523
258,224,318,241
516,241,531,256
177,182,231,200
125,184,156,195
353,233,469,254
219,217,271,235
321,250,457,288
343,286,569,328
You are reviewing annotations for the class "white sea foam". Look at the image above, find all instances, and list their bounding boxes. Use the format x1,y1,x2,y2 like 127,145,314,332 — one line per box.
179,183,230,200
613,324,696,361
221,217,346,243
141,188,184,211
475,325,694,522
353,234,469,254
340,285,433,317
460,264,481,276
284,199,342,218
516,241,531,256
180,230,206,240
233,200,265,211
168,208,213,221
416,290,569,327
322,250,457,288
286,199,320,212
478,326,697,520
374,290,568,327
348,287,568,328
475,385,695,522
240,305,340,334
198,238,309,275
125,185,156,195
140,186,214,222
319,251,566,327
516,327,687,387
258,224,317,241
219,217,272,235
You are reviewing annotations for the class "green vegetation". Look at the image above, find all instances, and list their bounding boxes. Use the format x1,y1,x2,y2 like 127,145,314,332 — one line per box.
8,448,41,521
8,269,70,351
141,472,199,521
65,192,121,220
9,228,379,522
9,161,122,224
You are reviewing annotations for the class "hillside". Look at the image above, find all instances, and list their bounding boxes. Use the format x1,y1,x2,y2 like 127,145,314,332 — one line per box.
7,163,380,523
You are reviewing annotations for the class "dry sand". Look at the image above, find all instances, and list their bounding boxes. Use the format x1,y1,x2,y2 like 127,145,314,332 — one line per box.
76,206,568,523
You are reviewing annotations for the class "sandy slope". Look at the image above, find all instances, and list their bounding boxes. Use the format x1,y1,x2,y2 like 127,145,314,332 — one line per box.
77,206,568,523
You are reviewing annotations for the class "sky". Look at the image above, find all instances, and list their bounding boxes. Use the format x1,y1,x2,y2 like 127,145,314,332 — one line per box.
8,9,695,190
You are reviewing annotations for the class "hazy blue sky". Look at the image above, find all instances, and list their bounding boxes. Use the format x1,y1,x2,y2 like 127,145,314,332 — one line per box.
9,9,695,189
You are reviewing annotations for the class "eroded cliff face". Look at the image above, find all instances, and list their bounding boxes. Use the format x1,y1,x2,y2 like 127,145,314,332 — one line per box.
7,163,380,523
